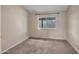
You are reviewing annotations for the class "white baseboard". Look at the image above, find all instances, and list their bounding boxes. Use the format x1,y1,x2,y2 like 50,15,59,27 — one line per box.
1,37,29,54
67,39,79,54
30,36,66,40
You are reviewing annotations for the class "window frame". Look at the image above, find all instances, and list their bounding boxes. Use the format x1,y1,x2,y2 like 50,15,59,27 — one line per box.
37,15,56,30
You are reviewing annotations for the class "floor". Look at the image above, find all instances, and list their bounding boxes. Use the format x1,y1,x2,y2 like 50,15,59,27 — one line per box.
4,38,77,54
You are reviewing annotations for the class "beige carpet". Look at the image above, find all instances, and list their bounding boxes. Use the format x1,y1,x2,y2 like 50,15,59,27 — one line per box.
4,38,77,54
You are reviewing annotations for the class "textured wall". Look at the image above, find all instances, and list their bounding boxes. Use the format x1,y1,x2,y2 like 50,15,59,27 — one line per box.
28,12,67,40
1,6,29,52
67,6,79,53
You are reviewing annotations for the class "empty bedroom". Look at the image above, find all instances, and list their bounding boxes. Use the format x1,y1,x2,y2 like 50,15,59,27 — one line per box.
0,5,79,54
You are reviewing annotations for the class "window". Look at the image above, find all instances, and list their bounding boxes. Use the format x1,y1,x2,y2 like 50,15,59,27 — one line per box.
39,16,56,29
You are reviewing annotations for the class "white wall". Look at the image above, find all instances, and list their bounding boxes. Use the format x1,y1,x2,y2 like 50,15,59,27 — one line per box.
28,12,67,40
0,5,1,53
1,6,29,52
67,6,79,53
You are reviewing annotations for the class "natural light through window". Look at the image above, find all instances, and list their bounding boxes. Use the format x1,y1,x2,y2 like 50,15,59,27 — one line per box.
38,16,56,29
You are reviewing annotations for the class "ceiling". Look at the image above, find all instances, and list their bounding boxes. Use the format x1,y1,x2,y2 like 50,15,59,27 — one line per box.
23,5,69,14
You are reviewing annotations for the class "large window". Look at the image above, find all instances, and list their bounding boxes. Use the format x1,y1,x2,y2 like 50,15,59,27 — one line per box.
39,16,56,29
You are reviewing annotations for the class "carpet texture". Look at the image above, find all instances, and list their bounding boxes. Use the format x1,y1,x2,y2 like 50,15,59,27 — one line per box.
4,38,77,54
